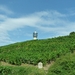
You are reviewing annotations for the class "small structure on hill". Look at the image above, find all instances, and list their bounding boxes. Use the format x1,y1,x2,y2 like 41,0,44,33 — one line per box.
38,62,43,69
33,31,38,40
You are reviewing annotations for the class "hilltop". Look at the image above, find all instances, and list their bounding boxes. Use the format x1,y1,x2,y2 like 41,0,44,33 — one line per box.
0,32,75,75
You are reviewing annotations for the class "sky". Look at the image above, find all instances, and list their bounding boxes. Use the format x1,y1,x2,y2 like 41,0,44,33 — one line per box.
0,0,75,46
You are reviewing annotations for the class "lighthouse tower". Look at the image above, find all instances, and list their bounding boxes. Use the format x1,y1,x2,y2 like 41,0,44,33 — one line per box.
33,31,38,40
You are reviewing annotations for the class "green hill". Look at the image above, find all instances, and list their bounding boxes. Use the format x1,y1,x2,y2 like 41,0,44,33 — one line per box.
0,32,75,75
47,52,75,75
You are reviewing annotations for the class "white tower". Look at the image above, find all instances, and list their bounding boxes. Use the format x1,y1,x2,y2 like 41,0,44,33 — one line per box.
33,31,38,40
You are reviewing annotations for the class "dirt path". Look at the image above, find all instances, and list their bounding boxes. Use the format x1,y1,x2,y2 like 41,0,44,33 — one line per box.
43,61,54,71
0,61,54,72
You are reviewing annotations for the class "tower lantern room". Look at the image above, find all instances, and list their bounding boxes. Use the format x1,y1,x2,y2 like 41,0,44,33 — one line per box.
33,31,38,40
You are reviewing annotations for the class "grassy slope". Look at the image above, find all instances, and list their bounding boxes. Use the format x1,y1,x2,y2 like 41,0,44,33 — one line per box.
0,32,75,75
0,65,46,75
47,52,75,75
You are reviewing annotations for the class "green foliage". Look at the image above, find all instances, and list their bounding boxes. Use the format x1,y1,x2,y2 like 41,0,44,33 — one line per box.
69,32,75,36
0,32,75,74
47,53,75,75
0,32,75,66
0,66,46,75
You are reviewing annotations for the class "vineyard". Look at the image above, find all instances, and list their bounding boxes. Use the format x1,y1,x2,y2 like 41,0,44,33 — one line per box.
0,32,75,75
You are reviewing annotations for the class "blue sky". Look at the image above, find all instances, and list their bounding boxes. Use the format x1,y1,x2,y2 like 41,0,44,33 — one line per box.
0,0,75,46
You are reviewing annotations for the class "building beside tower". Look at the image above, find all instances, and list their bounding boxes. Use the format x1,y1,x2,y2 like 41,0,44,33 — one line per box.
33,31,38,40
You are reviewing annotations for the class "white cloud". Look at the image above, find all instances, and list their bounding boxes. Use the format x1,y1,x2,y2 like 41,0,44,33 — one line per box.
0,29,13,46
0,6,75,46
0,5,14,14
